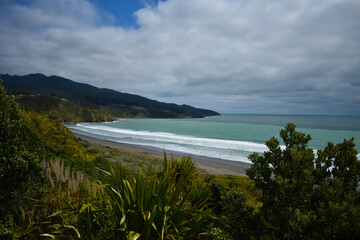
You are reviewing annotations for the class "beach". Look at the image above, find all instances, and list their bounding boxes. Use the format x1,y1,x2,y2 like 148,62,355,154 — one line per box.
74,133,251,176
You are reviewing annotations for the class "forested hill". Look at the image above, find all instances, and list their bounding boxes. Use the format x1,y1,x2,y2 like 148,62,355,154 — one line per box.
1,73,220,121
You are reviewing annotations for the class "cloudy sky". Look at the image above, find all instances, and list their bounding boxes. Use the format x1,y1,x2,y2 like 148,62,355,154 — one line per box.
1,0,360,115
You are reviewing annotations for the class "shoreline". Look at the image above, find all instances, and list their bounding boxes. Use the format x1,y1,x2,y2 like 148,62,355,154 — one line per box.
73,133,251,176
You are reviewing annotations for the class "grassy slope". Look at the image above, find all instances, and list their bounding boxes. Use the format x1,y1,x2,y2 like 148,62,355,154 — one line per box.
21,110,87,159
17,95,126,122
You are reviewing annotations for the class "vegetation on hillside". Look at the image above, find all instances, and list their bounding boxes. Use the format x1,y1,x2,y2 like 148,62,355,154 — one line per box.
2,73,220,121
1,79,359,239
17,95,117,122
22,110,87,160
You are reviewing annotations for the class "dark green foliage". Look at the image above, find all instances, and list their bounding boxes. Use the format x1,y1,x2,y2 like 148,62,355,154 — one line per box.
16,94,61,112
104,156,213,239
0,80,45,240
246,123,360,239
208,182,258,240
0,80,44,211
2,73,220,120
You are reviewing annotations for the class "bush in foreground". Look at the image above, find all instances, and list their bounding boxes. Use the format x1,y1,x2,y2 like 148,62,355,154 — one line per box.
247,123,360,239
0,81,44,213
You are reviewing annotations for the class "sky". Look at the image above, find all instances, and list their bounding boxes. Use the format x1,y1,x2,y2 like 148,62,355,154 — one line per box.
0,0,360,115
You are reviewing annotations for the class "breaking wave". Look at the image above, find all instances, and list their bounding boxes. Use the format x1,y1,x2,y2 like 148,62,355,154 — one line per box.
68,123,272,163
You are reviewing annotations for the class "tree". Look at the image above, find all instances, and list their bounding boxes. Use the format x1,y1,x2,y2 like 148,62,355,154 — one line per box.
0,80,44,213
246,123,360,239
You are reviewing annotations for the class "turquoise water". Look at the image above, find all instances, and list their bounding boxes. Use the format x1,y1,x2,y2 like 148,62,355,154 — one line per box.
68,114,360,163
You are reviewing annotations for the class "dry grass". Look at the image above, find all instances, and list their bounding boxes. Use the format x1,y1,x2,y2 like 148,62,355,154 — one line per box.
78,138,164,173
43,158,101,202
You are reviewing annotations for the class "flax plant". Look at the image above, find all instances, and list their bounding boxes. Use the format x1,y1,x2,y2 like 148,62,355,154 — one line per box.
104,154,213,240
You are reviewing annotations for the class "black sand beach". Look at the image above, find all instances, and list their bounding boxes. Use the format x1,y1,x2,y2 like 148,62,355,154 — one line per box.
73,133,251,176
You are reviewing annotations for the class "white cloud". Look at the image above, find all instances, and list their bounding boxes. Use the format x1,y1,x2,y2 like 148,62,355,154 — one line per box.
0,0,359,115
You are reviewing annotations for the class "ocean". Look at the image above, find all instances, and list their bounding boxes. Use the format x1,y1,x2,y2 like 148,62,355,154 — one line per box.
67,114,360,164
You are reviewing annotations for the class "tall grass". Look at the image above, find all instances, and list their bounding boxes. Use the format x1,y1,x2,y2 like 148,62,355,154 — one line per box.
43,158,100,203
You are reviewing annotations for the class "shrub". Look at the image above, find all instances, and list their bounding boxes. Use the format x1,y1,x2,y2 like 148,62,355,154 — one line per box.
246,123,360,239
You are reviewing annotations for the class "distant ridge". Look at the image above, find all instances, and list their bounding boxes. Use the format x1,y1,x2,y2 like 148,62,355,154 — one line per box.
1,73,220,121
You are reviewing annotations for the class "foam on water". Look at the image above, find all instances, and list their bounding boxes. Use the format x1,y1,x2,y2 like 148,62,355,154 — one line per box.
75,124,268,151
70,123,269,163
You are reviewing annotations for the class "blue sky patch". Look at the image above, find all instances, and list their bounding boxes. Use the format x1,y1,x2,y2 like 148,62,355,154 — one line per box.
91,0,164,28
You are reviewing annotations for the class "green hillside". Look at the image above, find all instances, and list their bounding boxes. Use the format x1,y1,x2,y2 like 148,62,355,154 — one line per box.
1,73,220,122
15,94,134,122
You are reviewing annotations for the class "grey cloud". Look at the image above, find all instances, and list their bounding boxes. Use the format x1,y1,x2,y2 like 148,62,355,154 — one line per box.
0,0,359,115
